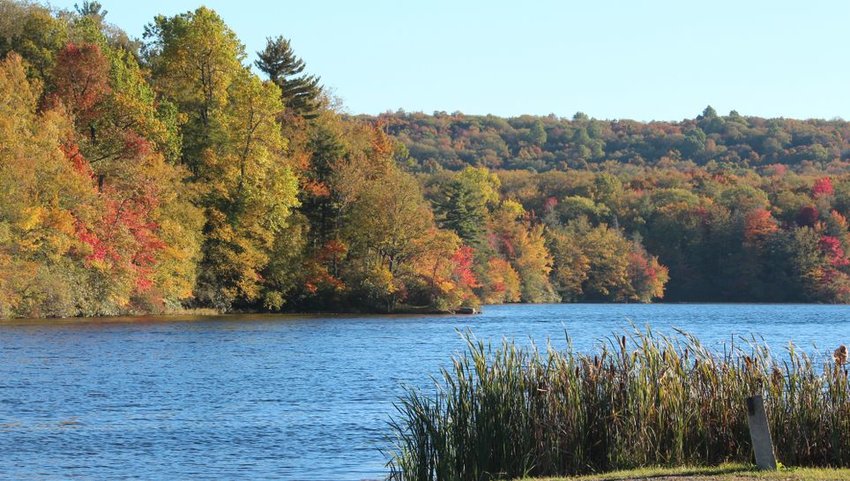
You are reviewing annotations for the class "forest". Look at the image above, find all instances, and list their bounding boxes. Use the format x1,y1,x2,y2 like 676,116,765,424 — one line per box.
2,1,850,318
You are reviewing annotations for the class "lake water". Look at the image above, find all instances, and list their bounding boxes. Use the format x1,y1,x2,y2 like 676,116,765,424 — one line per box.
1,304,848,480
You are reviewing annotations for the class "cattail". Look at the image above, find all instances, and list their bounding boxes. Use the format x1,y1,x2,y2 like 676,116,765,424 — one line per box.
834,345,847,365
771,366,784,387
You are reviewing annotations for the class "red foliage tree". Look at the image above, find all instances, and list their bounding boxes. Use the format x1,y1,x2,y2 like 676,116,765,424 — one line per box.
796,205,820,228
819,235,850,267
812,177,834,198
52,42,111,126
60,138,93,178
74,186,166,292
451,245,479,289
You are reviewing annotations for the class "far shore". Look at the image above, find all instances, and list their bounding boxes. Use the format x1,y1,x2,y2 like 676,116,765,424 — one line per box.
0,306,472,325
4,301,850,324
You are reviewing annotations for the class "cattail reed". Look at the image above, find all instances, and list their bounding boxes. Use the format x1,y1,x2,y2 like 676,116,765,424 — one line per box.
388,328,850,480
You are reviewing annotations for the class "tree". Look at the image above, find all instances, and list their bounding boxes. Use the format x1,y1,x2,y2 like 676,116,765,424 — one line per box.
75,1,107,22
301,121,346,247
529,119,547,146
625,240,669,302
797,205,819,228
193,70,299,308
143,7,246,173
813,177,834,198
51,42,111,131
548,218,668,302
0,53,93,316
409,231,480,310
556,196,609,224
255,35,322,118
144,8,298,309
744,209,778,245
434,167,500,247
49,26,204,311
488,201,557,303
345,167,440,311
0,4,68,82
435,179,488,245
577,223,631,300
481,258,521,304
547,226,590,301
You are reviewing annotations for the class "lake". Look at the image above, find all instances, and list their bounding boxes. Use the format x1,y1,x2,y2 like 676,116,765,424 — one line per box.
1,304,848,480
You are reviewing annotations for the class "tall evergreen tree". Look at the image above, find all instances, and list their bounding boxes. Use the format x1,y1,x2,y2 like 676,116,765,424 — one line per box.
435,180,487,246
255,35,321,118
75,1,107,22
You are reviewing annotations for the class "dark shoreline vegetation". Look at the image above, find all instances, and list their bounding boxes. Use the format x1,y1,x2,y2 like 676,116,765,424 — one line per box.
388,329,850,480
6,2,850,319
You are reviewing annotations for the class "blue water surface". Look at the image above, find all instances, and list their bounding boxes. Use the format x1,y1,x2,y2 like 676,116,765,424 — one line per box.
1,304,848,480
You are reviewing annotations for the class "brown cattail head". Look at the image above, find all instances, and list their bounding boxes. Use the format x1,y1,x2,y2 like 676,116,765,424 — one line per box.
834,345,847,365
771,366,784,387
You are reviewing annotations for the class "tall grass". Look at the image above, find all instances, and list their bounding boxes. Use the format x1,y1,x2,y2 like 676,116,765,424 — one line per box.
388,328,849,480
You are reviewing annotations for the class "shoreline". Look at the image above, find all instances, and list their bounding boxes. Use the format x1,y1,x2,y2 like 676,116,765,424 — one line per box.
3,301,850,324
0,308,470,325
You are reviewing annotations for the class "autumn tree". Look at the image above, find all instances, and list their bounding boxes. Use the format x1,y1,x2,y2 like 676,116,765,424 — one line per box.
143,7,246,173
51,42,111,135
487,200,558,303
144,7,298,309
344,167,442,311
0,53,93,316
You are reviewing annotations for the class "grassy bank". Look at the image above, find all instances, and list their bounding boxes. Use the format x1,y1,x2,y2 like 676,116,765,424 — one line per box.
388,328,849,480
522,464,850,480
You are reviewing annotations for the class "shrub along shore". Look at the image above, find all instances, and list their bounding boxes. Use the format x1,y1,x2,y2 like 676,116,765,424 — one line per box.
388,328,849,480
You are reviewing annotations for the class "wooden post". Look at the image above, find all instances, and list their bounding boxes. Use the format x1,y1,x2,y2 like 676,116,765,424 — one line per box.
746,395,777,470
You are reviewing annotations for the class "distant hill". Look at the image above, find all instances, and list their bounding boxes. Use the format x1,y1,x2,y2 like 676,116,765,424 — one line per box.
362,107,850,172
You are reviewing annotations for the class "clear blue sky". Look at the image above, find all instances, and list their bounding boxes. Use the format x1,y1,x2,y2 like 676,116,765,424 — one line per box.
49,0,849,121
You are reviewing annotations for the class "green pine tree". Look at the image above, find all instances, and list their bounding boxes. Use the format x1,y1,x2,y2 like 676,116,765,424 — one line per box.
255,35,322,118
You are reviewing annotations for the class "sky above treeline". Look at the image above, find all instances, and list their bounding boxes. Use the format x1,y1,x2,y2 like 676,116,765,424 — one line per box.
48,0,849,121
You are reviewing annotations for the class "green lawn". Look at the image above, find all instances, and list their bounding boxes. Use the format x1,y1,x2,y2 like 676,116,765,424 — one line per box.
519,463,850,481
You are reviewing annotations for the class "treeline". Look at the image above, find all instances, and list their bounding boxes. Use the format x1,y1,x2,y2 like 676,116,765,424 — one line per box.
0,1,607,318
1,2,848,318
372,109,850,172
490,167,850,302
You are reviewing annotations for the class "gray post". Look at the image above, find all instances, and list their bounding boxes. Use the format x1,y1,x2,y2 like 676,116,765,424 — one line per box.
746,395,777,470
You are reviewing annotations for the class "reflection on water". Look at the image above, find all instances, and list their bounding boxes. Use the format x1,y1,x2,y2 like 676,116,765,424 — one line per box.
1,304,848,480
